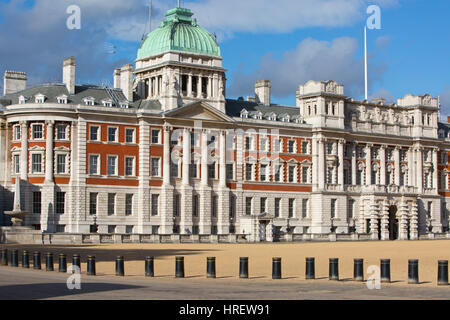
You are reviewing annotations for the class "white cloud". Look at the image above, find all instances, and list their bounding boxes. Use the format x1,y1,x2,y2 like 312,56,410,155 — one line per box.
376,35,391,49
369,88,395,104
228,37,387,100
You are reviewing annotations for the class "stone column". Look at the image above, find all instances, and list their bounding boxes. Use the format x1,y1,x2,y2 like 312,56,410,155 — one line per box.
408,148,414,187
137,119,151,234
369,200,379,240
432,148,438,191
398,199,409,240
218,130,230,234
187,75,192,98
410,201,419,240
318,138,325,190
365,144,372,185
67,121,78,233
394,147,400,186
198,77,203,98
201,129,209,186
338,139,344,189
380,145,386,186
380,200,390,240
208,77,212,98
180,127,193,234
19,121,28,181
45,120,54,183
200,129,211,234
351,143,357,185
160,125,174,234
417,147,423,194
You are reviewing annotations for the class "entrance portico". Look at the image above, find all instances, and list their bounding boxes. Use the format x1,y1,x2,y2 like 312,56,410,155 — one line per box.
240,213,274,242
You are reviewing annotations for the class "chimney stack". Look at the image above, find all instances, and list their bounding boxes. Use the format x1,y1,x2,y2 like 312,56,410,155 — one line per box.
113,68,121,89
120,64,134,101
3,71,27,96
255,80,271,106
63,57,76,95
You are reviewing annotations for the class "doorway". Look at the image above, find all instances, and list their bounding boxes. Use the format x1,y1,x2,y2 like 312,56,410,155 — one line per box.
259,222,267,241
388,206,399,240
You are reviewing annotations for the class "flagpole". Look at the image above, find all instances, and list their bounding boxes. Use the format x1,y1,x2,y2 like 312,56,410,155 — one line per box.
364,26,368,101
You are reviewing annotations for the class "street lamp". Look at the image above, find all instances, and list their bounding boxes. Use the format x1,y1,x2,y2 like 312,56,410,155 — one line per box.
92,215,98,234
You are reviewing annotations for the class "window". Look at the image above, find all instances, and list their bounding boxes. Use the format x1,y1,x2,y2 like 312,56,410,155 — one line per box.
125,194,133,216
89,155,100,175
89,193,97,215
102,100,113,107
274,164,282,182
302,199,309,218
84,98,95,106
56,225,66,233
125,157,135,176
190,162,198,178
32,192,41,214
260,164,268,181
273,138,282,153
193,195,199,217
208,162,216,179
56,192,65,214
152,226,160,235
260,198,267,213
245,197,252,216
301,141,309,154
348,199,355,219
107,194,115,216
107,156,117,176
151,158,160,177
442,153,448,165
125,226,134,234
331,199,337,218
211,225,218,235
13,155,20,174
125,128,135,143
171,161,179,178
31,154,42,174
275,198,281,218
32,124,43,140
90,126,100,141
245,137,253,151
56,125,67,140
302,167,309,183
57,96,67,104
288,140,296,153
356,169,363,185
212,196,218,218
288,199,295,218
245,164,253,181
288,166,296,183
108,127,117,142
226,164,234,180
13,125,21,141
174,194,180,217
327,167,334,184
56,154,67,174
371,170,377,185
229,195,236,219
151,194,159,216
192,225,198,235
108,225,116,234
259,137,268,152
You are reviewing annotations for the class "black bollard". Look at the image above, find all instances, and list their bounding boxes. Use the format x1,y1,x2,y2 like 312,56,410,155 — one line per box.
116,256,125,276
72,254,81,273
354,259,364,282
272,257,282,280
46,253,54,271
206,257,216,279
438,260,448,286
145,256,154,277
11,250,18,267
329,258,339,281
87,256,96,276
239,257,249,279
175,257,185,278
380,259,391,283
22,251,30,268
33,252,41,270
305,257,315,280
59,254,67,273
408,259,419,284
1,249,7,266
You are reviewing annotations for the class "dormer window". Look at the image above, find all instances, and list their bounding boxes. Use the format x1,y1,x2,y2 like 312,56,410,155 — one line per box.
102,99,113,107
57,95,68,104
35,94,46,104
18,95,27,105
254,112,263,120
240,109,248,119
120,101,129,109
83,97,95,106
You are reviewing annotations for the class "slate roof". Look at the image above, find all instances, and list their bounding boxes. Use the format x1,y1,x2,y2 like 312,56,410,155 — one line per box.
1,84,130,108
225,99,301,119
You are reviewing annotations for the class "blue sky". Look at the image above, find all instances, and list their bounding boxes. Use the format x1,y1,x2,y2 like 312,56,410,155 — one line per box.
0,0,449,115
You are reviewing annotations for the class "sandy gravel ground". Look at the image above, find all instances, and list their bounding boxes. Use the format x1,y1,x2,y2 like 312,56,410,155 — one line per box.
2,240,450,288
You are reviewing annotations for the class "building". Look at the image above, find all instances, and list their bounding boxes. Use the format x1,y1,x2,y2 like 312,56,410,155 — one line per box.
0,5,449,242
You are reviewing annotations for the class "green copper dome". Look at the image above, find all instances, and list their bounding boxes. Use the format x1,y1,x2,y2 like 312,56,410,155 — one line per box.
137,7,221,60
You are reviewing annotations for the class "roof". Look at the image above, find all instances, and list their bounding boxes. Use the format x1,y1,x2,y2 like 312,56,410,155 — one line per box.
137,7,220,60
225,99,301,118
1,84,130,108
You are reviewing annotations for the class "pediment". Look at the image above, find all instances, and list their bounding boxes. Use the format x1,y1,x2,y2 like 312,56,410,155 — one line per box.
163,101,234,123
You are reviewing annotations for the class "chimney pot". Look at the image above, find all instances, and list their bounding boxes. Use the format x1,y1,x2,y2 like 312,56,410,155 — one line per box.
255,80,271,106
63,57,76,95
3,71,27,96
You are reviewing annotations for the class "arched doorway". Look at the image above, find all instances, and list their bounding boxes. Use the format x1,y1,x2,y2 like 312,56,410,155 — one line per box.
388,206,399,240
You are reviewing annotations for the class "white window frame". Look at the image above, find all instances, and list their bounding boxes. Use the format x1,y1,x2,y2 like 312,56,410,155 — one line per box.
13,125,21,141
125,128,136,144
107,126,119,143
30,151,44,174
259,163,269,182
89,125,101,142
55,152,69,175
288,139,297,154
18,96,27,105
12,153,20,175
272,137,283,153
151,157,161,177
151,129,162,145
273,163,284,183
288,164,297,183
55,124,69,141
102,99,113,107
83,97,95,106
35,94,46,104
301,141,310,154
107,155,118,176
226,163,235,181
259,137,268,152
245,162,255,181
301,166,310,184
31,123,44,140
89,154,100,176
57,95,68,104
125,156,136,177
245,136,255,151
